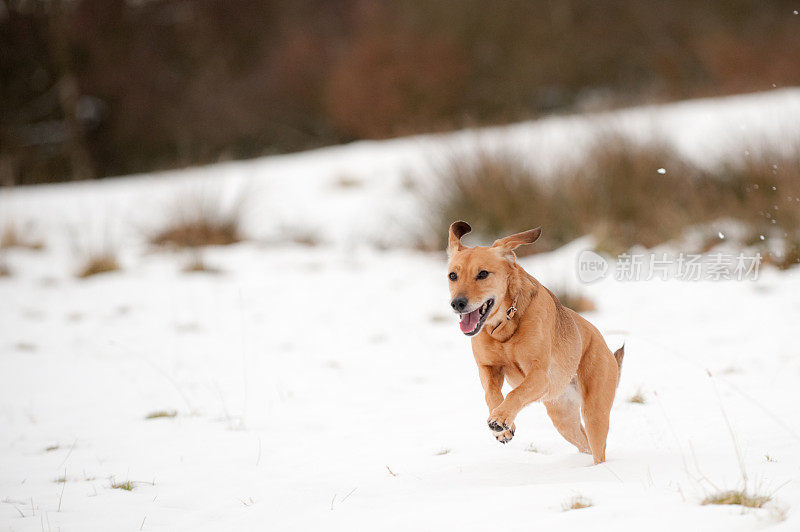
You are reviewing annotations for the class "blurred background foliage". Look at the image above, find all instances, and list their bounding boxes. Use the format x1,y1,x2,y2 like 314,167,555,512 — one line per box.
2,0,800,185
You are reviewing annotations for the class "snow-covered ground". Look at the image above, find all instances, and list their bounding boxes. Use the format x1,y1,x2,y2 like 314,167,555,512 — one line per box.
2,90,800,531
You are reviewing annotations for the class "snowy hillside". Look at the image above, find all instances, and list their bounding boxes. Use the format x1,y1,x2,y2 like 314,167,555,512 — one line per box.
2,90,800,531
2,88,800,252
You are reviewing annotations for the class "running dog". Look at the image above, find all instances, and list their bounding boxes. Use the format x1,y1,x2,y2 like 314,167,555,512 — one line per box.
446,221,623,464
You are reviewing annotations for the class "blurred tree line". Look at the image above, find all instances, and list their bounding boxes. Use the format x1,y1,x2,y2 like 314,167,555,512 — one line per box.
2,0,799,185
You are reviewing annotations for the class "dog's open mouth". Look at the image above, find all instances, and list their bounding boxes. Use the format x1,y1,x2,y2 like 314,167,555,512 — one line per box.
459,298,494,336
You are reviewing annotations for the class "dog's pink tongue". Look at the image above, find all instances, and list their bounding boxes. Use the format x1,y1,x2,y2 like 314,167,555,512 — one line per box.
459,308,481,333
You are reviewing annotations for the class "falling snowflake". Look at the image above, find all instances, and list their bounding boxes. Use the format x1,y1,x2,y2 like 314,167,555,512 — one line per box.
657,168,666,175
718,232,725,239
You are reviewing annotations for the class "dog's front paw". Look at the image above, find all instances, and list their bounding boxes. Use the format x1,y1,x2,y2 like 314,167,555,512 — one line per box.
492,423,515,444
488,409,516,444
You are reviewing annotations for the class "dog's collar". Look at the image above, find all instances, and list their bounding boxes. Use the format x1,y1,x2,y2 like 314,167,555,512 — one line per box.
489,296,520,337
506,296,518,320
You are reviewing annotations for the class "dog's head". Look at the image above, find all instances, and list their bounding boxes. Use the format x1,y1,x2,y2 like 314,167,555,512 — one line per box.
446,221,541,336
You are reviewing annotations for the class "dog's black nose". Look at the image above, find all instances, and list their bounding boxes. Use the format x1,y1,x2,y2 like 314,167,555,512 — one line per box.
451,296,468,312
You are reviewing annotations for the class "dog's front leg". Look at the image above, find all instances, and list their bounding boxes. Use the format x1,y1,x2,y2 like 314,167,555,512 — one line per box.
478,364,504,411
487,366,548,438
478,365,515,443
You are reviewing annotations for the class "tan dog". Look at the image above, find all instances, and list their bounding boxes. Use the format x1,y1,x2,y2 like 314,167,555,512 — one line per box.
446,221,623,464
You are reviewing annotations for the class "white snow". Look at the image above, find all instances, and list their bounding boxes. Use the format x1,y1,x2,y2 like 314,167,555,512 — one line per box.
2,90,800,531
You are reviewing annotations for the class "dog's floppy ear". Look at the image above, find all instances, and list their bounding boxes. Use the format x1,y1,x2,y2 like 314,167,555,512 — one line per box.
447,220,471,257
492,227,542,261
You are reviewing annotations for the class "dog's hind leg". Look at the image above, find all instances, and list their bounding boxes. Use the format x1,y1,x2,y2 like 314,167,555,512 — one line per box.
544,381,590,454
578,351,619,464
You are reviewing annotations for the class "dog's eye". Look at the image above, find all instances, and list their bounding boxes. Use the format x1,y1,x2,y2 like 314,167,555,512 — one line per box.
476,270,490,280
448,272,457,281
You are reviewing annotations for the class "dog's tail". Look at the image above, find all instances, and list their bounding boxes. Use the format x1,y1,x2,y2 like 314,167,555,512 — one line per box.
613,343,625,383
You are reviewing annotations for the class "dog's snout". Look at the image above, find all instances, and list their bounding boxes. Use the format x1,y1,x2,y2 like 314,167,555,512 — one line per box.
451,296,468,312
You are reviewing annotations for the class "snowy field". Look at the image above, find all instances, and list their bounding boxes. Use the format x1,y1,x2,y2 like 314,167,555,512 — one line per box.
2,90,800,531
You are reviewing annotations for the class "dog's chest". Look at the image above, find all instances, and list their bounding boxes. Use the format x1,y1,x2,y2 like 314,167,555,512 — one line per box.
473,335,540,379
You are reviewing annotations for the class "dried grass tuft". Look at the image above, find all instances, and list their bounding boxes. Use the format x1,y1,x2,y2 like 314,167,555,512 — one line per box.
562,494,593,511
702,489,770,508
77,254,120,278
109,478,135,491
0,224,44,250
628,389,647,404
182,254,221,274
151,191,246,249
145,410,178,420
